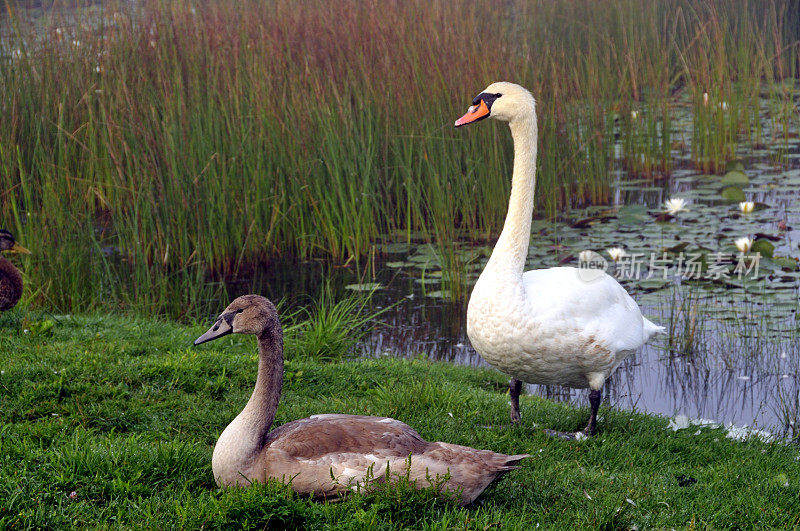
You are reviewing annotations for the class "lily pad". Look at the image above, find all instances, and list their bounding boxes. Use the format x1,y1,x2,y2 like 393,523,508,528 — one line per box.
720,170,749,187
425,290,452,299
769,256,798,271
344,282,382,292
720,186,746,202
375,242,411,254
637,279,669,292
530,220,555,233
664,242,690,254
617,204,650,225
751,239,774,258
725,160,746,173
570,216,606,229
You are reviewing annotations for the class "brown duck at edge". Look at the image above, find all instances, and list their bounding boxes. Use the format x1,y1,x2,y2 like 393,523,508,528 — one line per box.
0,230,31,311
194,295,529,505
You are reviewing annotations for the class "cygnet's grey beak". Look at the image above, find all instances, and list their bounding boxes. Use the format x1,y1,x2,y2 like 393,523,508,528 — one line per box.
194,313,234,345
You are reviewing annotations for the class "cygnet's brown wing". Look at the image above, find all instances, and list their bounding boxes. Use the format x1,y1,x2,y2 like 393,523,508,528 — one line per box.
255,414,528,504
266,414,429,459
256,414,430,498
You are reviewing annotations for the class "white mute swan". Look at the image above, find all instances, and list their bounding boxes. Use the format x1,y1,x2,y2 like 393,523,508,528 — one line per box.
194,294,528,504
455,82,663,437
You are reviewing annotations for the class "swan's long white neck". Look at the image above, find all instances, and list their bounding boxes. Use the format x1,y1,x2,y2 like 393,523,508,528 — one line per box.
484,114,538,276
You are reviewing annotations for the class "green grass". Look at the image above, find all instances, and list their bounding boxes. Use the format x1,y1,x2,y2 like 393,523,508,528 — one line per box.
2,308,799,529
281,285,389,362
1,0,799,315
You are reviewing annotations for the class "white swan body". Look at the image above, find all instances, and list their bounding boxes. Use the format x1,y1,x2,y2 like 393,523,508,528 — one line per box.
469,266,663,390
456,82,662,433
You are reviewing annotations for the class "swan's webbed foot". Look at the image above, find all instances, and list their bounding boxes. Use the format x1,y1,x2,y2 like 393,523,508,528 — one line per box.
509,378,522,423
542,388,603,439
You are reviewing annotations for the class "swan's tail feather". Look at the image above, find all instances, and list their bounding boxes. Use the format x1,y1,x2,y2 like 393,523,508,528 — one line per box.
643,318,666,341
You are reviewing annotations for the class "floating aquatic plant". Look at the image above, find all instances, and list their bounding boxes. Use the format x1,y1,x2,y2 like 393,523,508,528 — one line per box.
735,237,754,253
663,198,688,215
606,248,627,262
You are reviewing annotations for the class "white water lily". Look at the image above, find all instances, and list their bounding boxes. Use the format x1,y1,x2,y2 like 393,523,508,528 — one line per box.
702,92,709,106
739,201,755,213
663,197,687,215
11,49,22,61
578,250,595,263
630,110,638,119
71,39,81,47
606,247,626,262
735,237,754,253
720,101,728,111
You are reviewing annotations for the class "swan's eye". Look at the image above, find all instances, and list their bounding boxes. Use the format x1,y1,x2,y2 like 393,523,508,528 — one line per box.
472,92,502,109
236,309,244,314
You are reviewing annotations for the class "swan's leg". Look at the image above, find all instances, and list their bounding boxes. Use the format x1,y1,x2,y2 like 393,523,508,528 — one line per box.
541,388,604,439
583,389,602,436
509,378,523,423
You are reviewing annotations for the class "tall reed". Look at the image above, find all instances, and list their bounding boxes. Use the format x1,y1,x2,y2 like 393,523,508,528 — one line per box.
1,0,798,315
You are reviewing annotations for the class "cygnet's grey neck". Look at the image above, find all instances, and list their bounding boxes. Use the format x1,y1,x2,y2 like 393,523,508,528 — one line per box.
244,329,284,445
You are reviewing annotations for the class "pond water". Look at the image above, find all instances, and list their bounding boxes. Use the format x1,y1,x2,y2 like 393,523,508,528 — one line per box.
222,93,800,438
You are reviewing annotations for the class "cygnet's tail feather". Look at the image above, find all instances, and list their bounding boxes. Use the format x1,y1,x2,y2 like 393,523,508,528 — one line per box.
498,454,530,471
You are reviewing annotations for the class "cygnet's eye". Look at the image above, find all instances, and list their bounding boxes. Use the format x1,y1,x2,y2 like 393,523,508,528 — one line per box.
236,309,244,314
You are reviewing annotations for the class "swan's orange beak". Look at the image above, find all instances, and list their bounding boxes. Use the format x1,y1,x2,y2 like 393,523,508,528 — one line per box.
10,242,31,254
454,99,490,127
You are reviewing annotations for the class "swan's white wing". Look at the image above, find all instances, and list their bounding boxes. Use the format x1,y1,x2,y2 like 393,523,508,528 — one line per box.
521,266,651,353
